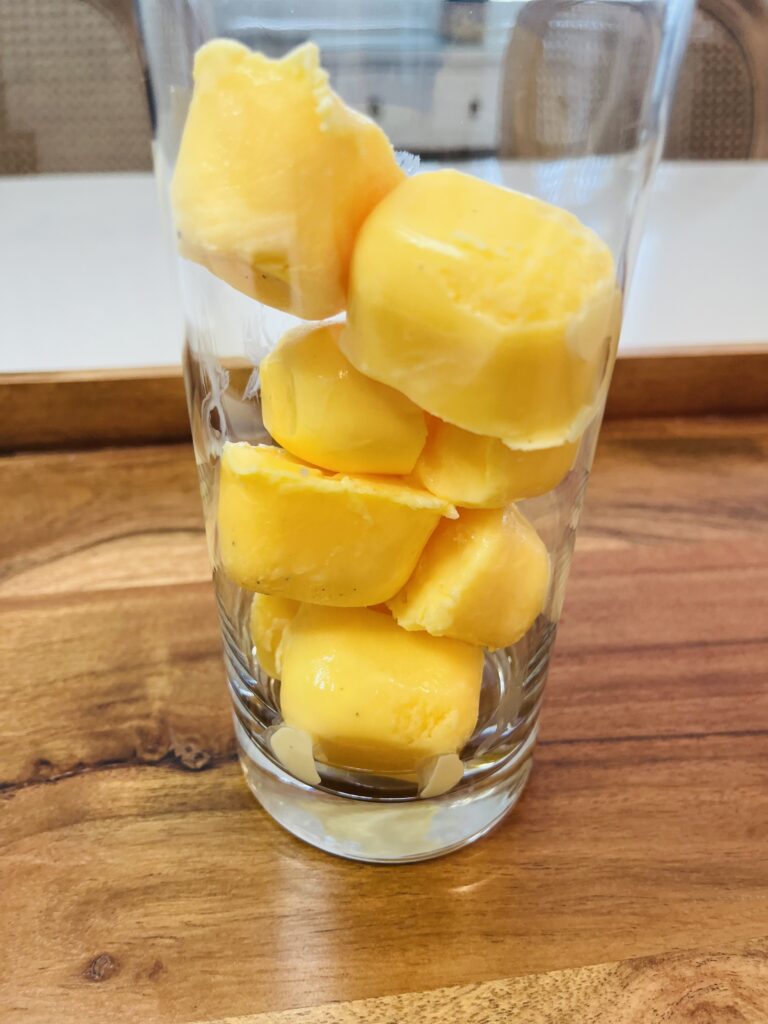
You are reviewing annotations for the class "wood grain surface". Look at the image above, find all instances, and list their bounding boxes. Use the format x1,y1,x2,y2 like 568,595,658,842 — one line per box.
1,416,767,1024
2,346,767,452
0,366,191,453
605,346,768,420
210,941,768,1023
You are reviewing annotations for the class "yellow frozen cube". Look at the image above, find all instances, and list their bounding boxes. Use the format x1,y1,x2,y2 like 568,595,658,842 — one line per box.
218,443,455,606
261,323,427,474
250,594,299,678
413,418,577,508
388,506,550,650
280,605,483,773
342,170,618,449
171,41,404,320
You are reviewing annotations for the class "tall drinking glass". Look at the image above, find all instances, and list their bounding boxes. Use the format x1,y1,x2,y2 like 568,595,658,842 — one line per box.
136,0,692,862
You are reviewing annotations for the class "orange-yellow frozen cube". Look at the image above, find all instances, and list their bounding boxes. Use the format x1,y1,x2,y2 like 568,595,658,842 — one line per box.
171,40,404,319
280,605,483,773
249,594,299,678
388,506,550,650
413,418,577,508
261,323,427,474
342,170,618,449
218,443,455,606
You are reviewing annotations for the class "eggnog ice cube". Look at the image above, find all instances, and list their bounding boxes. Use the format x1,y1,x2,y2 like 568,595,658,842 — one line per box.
342,170,618,449
250,594,299,678
389,506,550,650
413,417,577,508
261,323,427,475
217,443,455,606
171,40,404,319
280,605,483,773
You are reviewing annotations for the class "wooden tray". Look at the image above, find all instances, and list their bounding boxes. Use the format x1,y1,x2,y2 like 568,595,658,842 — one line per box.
2,345,767,451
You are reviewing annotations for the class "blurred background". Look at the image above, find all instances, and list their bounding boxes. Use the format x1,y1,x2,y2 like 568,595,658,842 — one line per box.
1,0,767,372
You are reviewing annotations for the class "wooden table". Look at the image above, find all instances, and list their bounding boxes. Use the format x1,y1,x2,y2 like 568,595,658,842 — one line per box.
2,387,768,1021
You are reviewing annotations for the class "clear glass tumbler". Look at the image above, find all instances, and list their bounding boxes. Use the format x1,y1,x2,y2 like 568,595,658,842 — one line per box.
136,0,692,862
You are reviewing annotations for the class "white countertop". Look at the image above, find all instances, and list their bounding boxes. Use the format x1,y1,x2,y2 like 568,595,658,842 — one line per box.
1,162,766,374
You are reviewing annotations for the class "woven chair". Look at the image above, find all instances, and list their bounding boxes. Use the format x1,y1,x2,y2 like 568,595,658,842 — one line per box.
500,0,768,160
0,0,151,173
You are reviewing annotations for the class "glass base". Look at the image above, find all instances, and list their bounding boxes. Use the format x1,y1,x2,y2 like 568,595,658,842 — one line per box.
235,716,536,863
